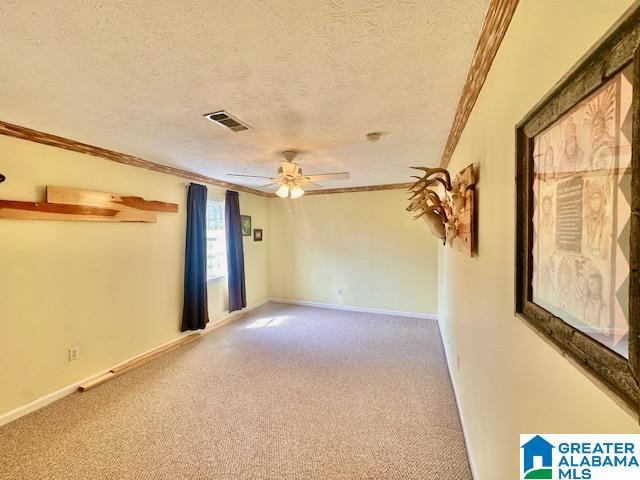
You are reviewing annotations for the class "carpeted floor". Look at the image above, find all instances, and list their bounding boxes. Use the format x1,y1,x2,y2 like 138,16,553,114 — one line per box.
0,303,472,479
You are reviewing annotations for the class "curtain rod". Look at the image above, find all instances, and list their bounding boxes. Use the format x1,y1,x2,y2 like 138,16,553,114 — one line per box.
183,182,234,194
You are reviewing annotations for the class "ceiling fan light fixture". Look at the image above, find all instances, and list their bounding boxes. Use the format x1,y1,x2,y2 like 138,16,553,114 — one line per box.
275,184,290,198
281,162,300,177
290,185,305,199
228,150,349,198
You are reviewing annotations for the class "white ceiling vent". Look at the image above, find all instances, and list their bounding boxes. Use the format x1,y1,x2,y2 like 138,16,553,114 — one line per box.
204,111,250,132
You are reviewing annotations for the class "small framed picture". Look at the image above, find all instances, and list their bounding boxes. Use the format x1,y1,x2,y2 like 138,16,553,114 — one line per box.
240,215,251,236
253,228,263,241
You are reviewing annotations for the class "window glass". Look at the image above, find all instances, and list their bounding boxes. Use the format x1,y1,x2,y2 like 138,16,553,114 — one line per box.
206,200,226,279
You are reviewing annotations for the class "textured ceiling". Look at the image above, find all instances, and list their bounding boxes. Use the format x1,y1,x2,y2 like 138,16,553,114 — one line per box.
0,0,489,189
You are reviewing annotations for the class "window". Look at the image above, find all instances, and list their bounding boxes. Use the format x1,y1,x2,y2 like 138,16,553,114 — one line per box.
206,200,226,280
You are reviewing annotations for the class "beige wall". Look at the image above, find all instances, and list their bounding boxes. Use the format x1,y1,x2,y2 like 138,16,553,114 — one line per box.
0,135,431,419
268,190,439,315
437,1,640,478
0,135,269,416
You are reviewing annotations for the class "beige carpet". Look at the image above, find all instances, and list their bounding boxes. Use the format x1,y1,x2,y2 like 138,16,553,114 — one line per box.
0,303,472,479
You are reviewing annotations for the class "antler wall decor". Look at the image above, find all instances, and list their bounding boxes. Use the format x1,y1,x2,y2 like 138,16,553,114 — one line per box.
407,164,477,256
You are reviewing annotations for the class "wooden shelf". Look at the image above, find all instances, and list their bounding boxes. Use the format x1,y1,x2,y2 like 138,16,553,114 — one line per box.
0,186,178,222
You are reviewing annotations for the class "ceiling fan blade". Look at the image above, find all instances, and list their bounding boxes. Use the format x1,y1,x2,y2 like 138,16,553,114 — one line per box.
305,172,350,181
227,173,274,179
256,183,279,189
303,180,324,189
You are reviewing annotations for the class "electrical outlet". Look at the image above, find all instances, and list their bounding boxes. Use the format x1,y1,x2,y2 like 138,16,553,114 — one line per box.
337,288,343,295
68,346,80,362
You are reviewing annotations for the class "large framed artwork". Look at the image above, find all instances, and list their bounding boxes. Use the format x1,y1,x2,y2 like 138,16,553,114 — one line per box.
516,8,639,414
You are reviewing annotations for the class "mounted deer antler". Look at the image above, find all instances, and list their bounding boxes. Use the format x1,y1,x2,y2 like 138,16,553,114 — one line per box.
407,163,476,256
407,167,453,243
409,167,452,190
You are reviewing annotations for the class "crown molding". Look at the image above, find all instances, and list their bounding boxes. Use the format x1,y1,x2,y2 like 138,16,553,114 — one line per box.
0,120,271,197
440,0,519,168
0,120,412,197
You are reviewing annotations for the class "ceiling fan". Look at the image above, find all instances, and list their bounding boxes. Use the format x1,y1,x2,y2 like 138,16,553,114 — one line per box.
227,150,350,199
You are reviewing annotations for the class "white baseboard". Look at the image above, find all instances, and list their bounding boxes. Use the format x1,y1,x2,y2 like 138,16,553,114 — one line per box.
0,374,98,428
203,298,269,335
435,319,478,480
0,297,425,427
0,297,269,428
269,297,437,320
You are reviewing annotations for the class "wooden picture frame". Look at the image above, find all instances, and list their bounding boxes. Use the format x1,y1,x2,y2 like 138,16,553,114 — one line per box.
240,215,251,236
253,228,263,241
515,7,640,415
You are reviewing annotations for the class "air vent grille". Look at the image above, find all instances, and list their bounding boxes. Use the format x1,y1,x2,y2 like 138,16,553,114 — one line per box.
204,111,250,132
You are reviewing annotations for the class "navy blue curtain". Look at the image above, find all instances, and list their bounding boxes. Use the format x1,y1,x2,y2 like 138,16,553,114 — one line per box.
181,184,209,331
225,190,247,312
